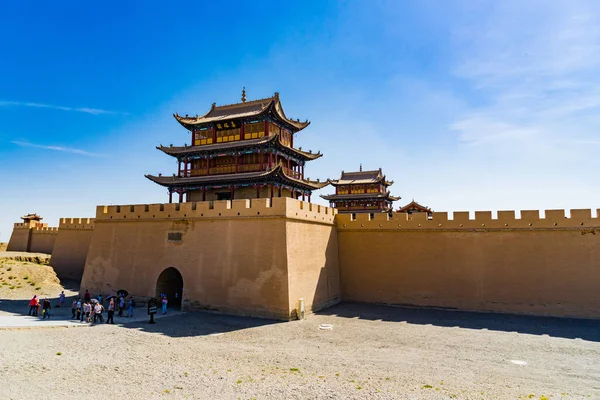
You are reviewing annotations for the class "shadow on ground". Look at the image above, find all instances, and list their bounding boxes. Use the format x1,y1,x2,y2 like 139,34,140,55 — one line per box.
318,302,600,342
121,311,283,338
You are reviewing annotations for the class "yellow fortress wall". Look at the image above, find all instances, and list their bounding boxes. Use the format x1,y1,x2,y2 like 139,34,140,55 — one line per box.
336,209,600,319
6,223,33,252
80,198,339,320
50,218,95,280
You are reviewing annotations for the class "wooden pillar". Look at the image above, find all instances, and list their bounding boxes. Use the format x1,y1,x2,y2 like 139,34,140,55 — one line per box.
301,164,304,178
235,153,239,173
308,193,311,203
270,184,274,199
302,192,305,201
231,186,235,200
278,185,282,197
177,160,182,177
212,125,216,143
168,190,173,204
256,185,260,199
206,158,210,175
178,191,183,204
202,188,206,202
240,122,245,140
260,152,264,170
265,119,270,136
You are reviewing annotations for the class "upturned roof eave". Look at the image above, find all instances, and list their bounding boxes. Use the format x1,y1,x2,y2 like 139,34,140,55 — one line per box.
146,163,327,191
172,96,310,132
156,134,322,161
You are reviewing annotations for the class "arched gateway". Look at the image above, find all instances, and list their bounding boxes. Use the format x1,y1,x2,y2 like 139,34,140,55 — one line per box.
155,267,183,309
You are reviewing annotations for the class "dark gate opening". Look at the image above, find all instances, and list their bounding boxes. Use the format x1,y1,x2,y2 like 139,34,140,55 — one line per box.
156,267,183,308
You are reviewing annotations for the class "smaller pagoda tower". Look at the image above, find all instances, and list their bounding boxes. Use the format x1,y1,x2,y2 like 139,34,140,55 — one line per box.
397,200,432,217
321,167,399,213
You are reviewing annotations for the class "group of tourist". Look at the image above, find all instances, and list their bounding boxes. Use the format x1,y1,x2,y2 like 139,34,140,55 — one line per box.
27,289,144,324
27,295,53,319
68,290,137,324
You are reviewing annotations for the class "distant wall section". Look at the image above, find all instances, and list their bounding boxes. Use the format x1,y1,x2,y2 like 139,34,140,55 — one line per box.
6,223,32,252
50,218,95,281
337,209,600,319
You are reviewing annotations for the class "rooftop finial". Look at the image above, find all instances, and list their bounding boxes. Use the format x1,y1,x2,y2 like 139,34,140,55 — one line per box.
360,164,363,172
241,87,246,103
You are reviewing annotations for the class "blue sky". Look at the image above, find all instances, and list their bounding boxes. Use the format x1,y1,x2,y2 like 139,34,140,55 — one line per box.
1,1,600,241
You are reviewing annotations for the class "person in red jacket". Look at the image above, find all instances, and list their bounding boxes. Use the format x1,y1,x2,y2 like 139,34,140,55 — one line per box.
28,295,38,316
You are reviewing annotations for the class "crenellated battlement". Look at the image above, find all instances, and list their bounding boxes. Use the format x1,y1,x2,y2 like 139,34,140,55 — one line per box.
94,197,337,225
59,218,95,230
32,226,59,233
337,209,600,230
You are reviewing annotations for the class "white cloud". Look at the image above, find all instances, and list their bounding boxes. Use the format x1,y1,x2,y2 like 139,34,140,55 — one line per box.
450,2,600,152
11,141,103,157
0,100,128,116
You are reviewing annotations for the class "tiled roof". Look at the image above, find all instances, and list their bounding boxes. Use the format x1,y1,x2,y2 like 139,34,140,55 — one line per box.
157,134,322,161
329,169,393,186
173,93,310,132
320,192,400,201
146,163,328,191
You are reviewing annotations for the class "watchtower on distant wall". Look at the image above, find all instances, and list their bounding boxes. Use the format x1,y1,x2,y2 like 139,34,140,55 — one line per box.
397,200,432,217
20,213,45,228
321,168,399,213
146,91,328,203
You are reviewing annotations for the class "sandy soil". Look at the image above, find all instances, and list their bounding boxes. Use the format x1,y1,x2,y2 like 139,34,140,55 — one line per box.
0,243,7,252
0,302,598,400
0,256,74,300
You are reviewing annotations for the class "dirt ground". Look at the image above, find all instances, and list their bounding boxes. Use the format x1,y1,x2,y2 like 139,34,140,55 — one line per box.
0,254,73,300
0,301,599,400
0,242,7,252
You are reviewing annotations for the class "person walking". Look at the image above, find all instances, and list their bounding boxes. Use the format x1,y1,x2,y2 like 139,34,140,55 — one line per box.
161,296,168,315
84,289,91,303
42,298,52,319
58,291,66,308
76,298,82,321
83,301,91,323
28,295,38,316
127,297,135,318
118,296,125,317
71,299,77,319
94,302,104,323
106,299,115,324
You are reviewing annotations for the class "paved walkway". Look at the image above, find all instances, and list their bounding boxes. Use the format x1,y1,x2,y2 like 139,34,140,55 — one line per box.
0,305,184,329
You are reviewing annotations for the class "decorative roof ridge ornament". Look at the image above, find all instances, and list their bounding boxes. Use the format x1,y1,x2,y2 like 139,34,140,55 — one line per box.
360,164,363,172
242,87,246,103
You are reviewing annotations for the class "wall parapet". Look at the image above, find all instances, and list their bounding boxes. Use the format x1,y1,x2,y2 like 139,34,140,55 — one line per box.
32,226,59,233
337,209,600,230
59,218,95,230
94,198,336,225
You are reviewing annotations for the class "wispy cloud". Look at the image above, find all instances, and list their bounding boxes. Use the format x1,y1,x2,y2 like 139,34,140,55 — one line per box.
11,140,103,157
0,100,128,116
450,2,600,151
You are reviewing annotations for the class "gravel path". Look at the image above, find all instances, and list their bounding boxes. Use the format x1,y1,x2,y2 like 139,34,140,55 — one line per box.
0,303,598,399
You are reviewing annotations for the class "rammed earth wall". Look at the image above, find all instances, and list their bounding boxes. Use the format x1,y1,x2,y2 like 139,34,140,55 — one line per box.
80,198,340,320
50,218,95,280
336,210,600,319
8,203,600,320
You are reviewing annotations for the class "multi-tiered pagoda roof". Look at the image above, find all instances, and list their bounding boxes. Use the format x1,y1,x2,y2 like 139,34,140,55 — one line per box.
321,168,399,213
146,91,327,203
